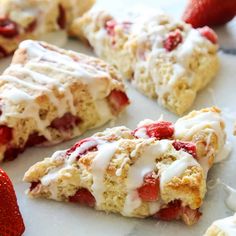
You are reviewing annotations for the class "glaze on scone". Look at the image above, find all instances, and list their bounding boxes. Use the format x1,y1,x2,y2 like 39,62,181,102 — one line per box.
0,40,129,161
0,0,95,57
204,214,236,236
70,9,219,115
24,107,228,225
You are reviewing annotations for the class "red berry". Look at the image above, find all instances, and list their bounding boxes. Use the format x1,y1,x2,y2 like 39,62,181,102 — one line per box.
182,0,236,28
107,90,130,112
172,141,197,158
137,173,160,202
69,188,96,207
0,18,18,38
0,168,25,236
198,26,218,44
66,138,98,157
57,4,66,29
0,125,12,145
133,121,174,140
154,200,182,221
105,20,117,36
50,112,81,132
163,30,182,51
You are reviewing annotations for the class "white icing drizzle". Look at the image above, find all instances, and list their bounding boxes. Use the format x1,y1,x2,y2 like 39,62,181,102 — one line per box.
134,127,149,138
123,140,171,216
212,214,236,235
160,152,200,190
91,141,119,207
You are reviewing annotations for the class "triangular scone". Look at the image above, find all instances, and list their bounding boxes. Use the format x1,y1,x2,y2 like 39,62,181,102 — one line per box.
24,107,228,225
0,40,129,161
70,8,219,115
0,0,95,57
204,214,236,236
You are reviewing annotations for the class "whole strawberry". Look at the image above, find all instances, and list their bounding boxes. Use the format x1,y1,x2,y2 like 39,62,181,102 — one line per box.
182,0,236,28
0,168,25,236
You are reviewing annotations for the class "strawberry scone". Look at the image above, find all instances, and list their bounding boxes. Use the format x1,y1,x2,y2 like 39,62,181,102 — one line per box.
24,107,228,225
0,0,95,57
70,9,219,115
0,40,129,161
204,214,236,236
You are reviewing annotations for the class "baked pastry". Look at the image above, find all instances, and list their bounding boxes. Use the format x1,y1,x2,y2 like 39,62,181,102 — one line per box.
0,0,95,57
70,8,219,115
204,214,236,236
24,107,227,225
0,40,129,161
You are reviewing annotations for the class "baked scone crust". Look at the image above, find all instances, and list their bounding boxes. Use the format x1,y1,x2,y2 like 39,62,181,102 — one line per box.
0,40,129,161
70,9,219,115
24,107,227,225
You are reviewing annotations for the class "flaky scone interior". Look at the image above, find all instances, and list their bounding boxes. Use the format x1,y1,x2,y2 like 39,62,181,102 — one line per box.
0,40,129,161
70,8,219,115
24,107,228,225
0,0,95,57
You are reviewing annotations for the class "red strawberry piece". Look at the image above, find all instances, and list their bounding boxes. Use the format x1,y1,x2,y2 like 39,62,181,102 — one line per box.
198,26,218,44
133,121,174,140
137,173,160,202
25,19,37,33
29,181,40,192
172,141,197,158
66,137,98,156
0,125,12,145
57,4,66,29
50,112,81,132
3,147,25,162
182,0,236,28
69,188,96,207
25,132,46,147
105,20,117,36
153,200,182,221
0,168,25,236
163,30,183,52
0,18,18,38
107,90,130,112
0,46,8,57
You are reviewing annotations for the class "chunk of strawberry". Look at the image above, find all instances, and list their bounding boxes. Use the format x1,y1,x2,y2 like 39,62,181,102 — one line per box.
0,18,18,38
133,121,174,140
105,20,117,36
29,181,40,192
0,125,12,145
108,90,129,112
172,141,197,158
137,173,160,202
25,19,37,33
153,200,201,225
0,46,8,57
163,30,183,51
50,112,81,132
0,168,25,236
3,147,24,162
57,4,66,29
66,138,98,156
182,0,236,28
198,26,218,44
69,188,96,207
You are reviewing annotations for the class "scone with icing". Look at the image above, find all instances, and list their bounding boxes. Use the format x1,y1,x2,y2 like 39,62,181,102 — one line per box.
70,8,219,115
0,0,95,57
204,214,236,236
0,40,129,161
24,107,228,225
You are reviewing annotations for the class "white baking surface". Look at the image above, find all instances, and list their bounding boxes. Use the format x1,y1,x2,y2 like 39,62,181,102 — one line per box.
1,0,236,235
